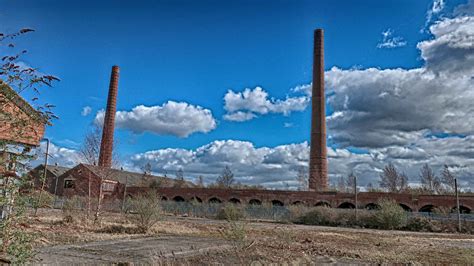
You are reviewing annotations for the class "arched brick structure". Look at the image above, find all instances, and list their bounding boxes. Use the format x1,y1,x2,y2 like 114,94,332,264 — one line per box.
125,187,474,213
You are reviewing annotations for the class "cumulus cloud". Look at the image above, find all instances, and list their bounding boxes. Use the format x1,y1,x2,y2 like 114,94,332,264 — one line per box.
129,138,474,190
326,13,474,148
223,87,309,121
377,29,407,49
223,111,256,122
129,6,474,189
81,106,92,116
418,16,474,74
95,101,217,138
30,141,82,168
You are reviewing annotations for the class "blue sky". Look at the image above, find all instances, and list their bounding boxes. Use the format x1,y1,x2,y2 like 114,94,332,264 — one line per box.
2,0,474,189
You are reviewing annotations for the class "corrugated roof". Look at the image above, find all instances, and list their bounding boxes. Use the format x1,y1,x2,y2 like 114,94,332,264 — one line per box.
32,164,71,177
80,164,195,188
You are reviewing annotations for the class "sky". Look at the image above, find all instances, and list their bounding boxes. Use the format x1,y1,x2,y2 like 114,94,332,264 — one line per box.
1,0,474,189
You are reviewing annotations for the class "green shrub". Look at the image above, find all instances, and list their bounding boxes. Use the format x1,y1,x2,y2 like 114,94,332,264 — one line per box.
216,204,245,221
294,207,337,226
373,199,407,230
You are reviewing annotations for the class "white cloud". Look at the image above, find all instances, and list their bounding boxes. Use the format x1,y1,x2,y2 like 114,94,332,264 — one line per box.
223,87,309,121
377,29,407,49
129,138,474,190
427,0,446,23
283,122,293,128
417,16,474,74
30,141,82,168
95,101,217,138
81,106,92,116
223,111,256,122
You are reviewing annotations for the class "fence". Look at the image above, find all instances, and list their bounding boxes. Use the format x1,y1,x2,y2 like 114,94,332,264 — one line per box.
50,197,474,222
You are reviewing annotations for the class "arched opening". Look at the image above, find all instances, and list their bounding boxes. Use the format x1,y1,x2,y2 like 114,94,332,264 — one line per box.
338,202,355,209
249,199,262,205
271,200,284,206
365,203,380,210
399,203,412,212
172,196,185,202
208,197,222,204
190,196,202,203
160,196,168,201
419,204,435,213
127,194,134,199
292,201,304,205
452,205,471,214
229,198,241,204
315,201,331,208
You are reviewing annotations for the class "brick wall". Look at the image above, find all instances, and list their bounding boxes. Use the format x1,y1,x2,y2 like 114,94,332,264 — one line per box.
125,187,474,212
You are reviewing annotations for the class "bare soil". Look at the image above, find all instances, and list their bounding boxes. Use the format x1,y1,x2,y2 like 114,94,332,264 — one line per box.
28,209,474,264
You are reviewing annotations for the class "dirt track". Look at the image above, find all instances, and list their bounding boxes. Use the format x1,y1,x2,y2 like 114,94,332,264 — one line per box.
31,210,474,264
36,235,231,264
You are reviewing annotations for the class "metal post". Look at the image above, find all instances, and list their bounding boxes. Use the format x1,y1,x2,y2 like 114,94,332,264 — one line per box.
354,175,358,221
37,138,49,215
88,170,91,218
53,163,59,206
455,178,461,232
40,139,50,192
122,173,128,212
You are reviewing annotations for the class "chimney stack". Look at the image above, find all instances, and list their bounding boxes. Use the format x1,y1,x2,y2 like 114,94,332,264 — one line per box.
98,66,119,168
309,29,328,191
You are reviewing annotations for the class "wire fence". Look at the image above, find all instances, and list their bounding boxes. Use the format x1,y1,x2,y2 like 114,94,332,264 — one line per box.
50,197,474,222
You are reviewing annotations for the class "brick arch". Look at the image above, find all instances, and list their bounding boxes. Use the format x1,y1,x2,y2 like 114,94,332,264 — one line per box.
291,200,305,205
314,201,331,208
452,205,471,214
398,203,413,212
208,197,222,204
248,199,262,205
419,204,436,213
365,203,380,210
190,196,202,203
160,196,168,201
172,196,185,202
229,198,241,204
338,202,355,209
271,200,284,206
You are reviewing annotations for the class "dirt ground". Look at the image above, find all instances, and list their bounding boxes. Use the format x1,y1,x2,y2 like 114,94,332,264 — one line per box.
27,209,474,264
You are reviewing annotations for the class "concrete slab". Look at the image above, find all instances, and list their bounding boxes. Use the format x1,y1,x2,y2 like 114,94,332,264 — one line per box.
36,235,231,264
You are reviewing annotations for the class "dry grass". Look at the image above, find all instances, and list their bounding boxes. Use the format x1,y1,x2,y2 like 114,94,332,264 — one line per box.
26,208,474,264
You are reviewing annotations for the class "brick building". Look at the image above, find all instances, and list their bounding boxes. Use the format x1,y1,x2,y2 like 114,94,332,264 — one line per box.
51,163,194,200
29,164,70,195
1,81,47,218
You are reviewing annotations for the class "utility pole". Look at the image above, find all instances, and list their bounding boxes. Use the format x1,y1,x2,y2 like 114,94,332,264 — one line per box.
455,178,461,232
88,170,91,219
37,138,49,215
354,174,358,221
53,163,60,206
121,167,127,212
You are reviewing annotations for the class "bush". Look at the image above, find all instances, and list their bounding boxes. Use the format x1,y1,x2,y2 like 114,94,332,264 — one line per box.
287,204,311,222
373,199,407,230
61,196,87,224
405,216,439,232
28,190,54,215
126,193,161,233
216,204,245,221
294,207,337,226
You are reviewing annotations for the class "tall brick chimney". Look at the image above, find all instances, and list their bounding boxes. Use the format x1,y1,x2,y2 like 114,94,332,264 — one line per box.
309,29,328,191
98,66,119,168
